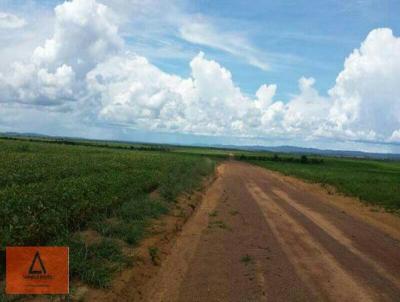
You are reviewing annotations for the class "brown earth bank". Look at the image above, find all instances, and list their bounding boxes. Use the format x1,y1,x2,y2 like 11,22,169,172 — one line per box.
83,161,400,301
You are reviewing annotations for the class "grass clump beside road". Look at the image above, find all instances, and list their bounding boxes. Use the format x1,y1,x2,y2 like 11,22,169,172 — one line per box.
240,254,253,266
208,220,230,230
246,156,400,211
66,237,129,288
148,246,160,266
0,138,216,288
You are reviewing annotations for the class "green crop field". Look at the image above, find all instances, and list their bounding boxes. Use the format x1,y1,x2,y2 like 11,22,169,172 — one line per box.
243,156,400,212
0,138,216,289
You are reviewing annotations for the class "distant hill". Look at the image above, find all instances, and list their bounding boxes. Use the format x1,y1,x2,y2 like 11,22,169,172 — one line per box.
0,132,51,138
1,131,400,160
205,144,400,160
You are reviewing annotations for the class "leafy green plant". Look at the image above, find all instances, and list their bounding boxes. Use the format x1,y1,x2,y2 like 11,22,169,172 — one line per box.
208,220,230,230
148,247,160,265
209,210,218,217
240,254,253,265
229,210,239,216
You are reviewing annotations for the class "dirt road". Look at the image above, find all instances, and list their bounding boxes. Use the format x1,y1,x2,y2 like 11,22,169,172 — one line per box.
121,161,400,301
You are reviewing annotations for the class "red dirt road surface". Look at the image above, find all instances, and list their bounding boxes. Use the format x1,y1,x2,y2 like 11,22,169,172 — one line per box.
106,161,400,301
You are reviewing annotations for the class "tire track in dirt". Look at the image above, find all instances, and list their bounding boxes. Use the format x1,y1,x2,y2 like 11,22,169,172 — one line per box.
247,182,376,302
271,188,400,290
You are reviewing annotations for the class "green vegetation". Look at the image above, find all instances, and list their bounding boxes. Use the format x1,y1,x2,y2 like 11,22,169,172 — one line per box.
67,238,128,288
0,138,216,288
240,254,253,265
208,220,230,230
172,146,233,159
245,157,400,211
148,246,160,266
0,135,171,152
229,210,239,216
209,210,218,217
238,153,323,164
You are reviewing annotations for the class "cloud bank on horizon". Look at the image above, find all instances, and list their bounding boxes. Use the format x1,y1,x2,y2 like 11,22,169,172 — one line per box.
0,0,399,149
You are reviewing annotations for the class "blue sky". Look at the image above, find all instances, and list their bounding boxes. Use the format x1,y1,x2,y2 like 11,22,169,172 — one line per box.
5,0,397,96
0,0,399,152
212,1,397,98
131,0,399,98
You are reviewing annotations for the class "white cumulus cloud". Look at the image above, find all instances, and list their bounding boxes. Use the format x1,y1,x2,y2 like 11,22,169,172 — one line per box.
389,129,400,143
0,0,122,106
0,12,26,29
33,0,123,75
328,28,400,141
0,0,399,148
87,52,259,135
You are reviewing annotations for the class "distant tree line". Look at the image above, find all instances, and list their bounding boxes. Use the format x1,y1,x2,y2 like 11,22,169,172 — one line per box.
237,153,324,164
0,136,171,152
